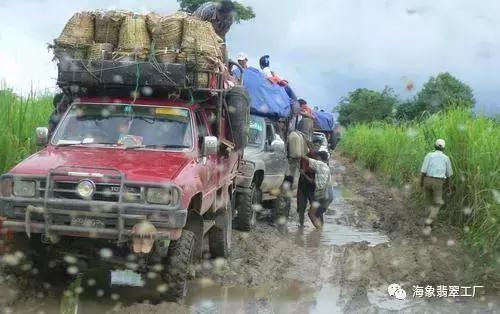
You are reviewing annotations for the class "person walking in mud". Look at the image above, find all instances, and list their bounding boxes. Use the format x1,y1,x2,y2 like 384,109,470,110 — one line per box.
297,147,318,227
304,151,333,228
420,139,453,227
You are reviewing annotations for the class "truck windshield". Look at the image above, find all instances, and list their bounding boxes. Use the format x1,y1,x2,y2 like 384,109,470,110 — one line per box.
51,104,193,149
248,115,265,147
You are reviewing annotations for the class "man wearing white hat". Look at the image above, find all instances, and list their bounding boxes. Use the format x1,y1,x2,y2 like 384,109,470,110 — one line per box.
420,139,453,226
232,52,248,79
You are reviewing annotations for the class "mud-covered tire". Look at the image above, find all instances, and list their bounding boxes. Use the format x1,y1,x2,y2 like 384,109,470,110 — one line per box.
226,86,250,150
163,230,195,301
208,202,232,258
235,184,258,232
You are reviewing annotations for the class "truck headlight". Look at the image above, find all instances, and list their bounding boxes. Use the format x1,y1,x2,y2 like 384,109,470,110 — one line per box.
76,179,96,199
146,187,179,205
13,180,36,197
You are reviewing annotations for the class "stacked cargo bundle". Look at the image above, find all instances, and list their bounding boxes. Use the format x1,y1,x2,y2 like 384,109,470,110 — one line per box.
51,10,227,89
52,12,94,61
147,12,187,63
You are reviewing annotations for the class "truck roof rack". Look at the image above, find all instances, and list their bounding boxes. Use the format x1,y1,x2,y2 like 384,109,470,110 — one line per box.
57,59,227,99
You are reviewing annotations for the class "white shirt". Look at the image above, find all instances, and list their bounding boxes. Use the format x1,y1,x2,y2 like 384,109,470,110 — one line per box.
421,150,453,179
262,67,273,79
308,158,331,199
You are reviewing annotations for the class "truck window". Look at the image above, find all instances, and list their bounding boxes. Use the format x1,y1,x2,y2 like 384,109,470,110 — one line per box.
51,104,193,149
248,115,265,147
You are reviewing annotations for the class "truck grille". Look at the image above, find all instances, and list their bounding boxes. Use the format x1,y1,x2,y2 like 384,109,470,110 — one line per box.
39,180,142,203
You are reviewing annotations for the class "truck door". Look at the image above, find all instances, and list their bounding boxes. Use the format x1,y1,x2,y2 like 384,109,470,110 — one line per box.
262,122,286,192
195,110,217,213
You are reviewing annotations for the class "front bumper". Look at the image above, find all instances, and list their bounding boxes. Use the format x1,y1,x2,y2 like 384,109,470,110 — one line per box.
0,166,186,242
0,201,187,241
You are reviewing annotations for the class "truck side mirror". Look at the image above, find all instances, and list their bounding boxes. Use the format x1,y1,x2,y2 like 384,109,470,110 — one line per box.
270,139,285,152
35,127,49,146
202,136,218,156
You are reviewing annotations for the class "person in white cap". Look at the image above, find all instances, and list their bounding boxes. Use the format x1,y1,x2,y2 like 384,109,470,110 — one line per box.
420,139,453,226
232,52,249,79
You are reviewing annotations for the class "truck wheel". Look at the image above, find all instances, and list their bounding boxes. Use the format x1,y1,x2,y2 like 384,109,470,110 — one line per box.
163,230,195,301
235,184,258,231
208,201,232,258
226,86,250,150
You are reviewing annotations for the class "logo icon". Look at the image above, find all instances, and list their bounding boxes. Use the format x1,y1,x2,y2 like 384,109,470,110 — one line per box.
388,283,407,300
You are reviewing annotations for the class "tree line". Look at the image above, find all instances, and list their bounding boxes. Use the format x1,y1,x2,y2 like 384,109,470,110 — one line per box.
336,72,476,126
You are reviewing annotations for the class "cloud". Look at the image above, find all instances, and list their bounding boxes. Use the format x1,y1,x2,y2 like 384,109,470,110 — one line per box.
0,0,498,113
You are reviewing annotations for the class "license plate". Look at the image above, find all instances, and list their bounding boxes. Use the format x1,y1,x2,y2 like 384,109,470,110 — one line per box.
70,217,105,228
111,270,145,287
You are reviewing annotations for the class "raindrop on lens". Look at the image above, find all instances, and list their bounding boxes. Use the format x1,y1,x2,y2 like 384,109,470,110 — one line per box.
157,284,168,293
142,86,153,96
462,207,472,215
100,248,113,259
67,265,79,275
63,255,77,264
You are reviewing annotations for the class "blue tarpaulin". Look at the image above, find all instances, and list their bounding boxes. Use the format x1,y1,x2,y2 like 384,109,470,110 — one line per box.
242,67,291,119
314,111,335,131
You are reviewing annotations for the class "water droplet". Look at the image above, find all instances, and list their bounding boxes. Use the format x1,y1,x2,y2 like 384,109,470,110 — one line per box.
100,248,113,259
492,190,500,204
148,264,161,273
446,239,455,246
422,227,432,236
96,289,104,297
67,265,79,275
142,86,153,96
157,284,168,293
111,293,120,301
63,255,78,264
147,272,157,279
2,254,20,266
462,207,472,215
126,262,138,271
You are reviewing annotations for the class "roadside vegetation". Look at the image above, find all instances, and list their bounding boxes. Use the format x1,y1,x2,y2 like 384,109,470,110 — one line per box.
337,72,500,266
0,88,53,173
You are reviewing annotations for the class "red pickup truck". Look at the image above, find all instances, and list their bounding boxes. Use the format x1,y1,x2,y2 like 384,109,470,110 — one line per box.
0,92,246,300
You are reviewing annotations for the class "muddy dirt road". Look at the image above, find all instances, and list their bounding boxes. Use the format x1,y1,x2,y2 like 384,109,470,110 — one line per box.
2,153,499,313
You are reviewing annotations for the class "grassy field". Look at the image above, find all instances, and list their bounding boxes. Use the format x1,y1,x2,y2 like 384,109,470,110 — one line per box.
339,108,500,263
0,89,53,173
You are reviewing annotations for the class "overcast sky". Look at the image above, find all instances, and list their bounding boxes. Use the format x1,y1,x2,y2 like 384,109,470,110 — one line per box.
0,0,498,114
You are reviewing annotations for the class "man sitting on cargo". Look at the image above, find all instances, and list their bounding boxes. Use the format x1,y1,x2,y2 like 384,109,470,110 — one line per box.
232,52,249,79
193,0,236,40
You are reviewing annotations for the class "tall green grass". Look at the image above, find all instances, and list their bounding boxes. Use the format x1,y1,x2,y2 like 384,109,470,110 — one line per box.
340,108,500,261
0,89,53,173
